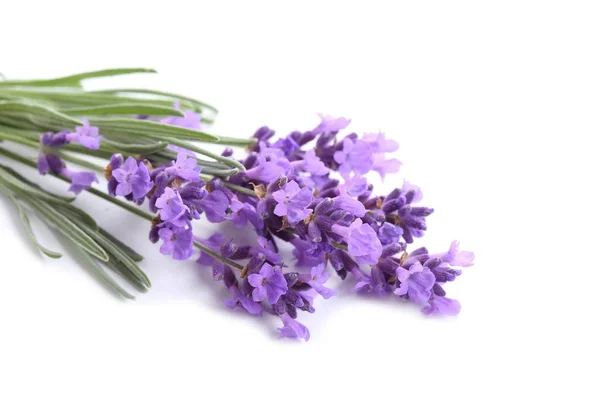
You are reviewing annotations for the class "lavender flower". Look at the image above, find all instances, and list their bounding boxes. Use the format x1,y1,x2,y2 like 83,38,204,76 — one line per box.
160,103,202,130
158,224,194,260
332,219,382,265
299,264,336,299
165,152,201,181
225,285,263,315
66,119,102,150
394,262,436,304
247,263,288,304
278,313,310,341
155,187,188,222
272,181,313,224
111,157,153,200
62,169,98,194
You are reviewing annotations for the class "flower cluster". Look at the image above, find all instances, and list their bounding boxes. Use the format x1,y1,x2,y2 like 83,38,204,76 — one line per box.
107,112,474,340
37,119,101,193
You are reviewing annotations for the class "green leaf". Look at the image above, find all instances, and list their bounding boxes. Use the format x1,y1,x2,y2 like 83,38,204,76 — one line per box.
62,103,186,117
98,227,144,262
0,166,76,204
90,88,218,113
0,100,83,130
0,68,156,88
90,118,220,142
70,244,136,300
78,225,151,289
29,201,108,262
101,138,169,154
8,196,62,259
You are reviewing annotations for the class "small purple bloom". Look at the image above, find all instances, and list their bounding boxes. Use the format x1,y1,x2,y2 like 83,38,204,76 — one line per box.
436,241,475,267
394,262,436,304
372,153,402,180
160,103,202,130
111,157,153,200
292,238,325,268
272,181,313,224
344,176,369,197
37,153,64,175
421,295,461,316
278,313,310,341
332,219,383,265
300,149,329,176
332,193,366,217
224,285,262,315
199,189,230,222
229,197,263,229
362,132,399,153
350,267,376,293
245,155,291,183
250,236,281,265
312,114,351,134
333,138,373,178
40,132,69,148
66,119,102,150
299,264,336,299
165,152,201,182
62,169,98,194
247,263,288,304
158,225,194,260
155,187,188,222
378,222,402,245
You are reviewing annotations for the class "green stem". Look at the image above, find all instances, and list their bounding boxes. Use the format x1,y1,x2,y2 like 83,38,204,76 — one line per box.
168,137,246,172
192,241,244,271
57,151,104,172
199,173,257,197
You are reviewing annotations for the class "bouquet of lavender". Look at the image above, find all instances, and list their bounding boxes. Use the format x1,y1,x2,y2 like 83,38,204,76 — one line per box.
0,69,474,340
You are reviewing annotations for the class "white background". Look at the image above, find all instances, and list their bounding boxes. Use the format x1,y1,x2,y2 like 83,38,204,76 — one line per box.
1,1,599,399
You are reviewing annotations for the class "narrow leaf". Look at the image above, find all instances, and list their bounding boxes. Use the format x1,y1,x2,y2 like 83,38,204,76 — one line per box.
90,88,218,113
9,196,62,258
0,68,156,87
71,244,136,300
90,118,220,142
63,103,185,117
98,227,144,262
29,201,108,262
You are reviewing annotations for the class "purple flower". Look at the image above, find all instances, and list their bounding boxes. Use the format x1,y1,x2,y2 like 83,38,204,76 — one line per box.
250,236,281,265
350,267,376,293
40,132,69,148
362,132,399,153
278,313,310,341
272,181,313,224
332,219,383,265
165,152,201,181
111,157,153,200
199,189,230,222
394,262,436,303
62,169,98,194
372,153,402,179
37,153,64,175
229,197,263,229
344,176,369,197
158,224,194,260
247,263,288,304
155,187,188,222
332,193,366,217
160,103,202,130
421,295,461,316
378,222,402,245
333,138,373,178
292,238,325,268
245,155,291,183
297,149,329,176
436,241,475,267
312,114,351,134
66,119,102,150
299,264,336,299
224,285,262,315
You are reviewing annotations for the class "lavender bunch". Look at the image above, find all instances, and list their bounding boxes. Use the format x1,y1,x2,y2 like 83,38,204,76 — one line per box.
107,114,475,340
0,68,252,298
